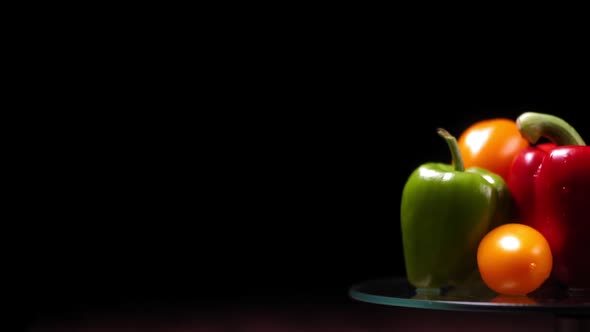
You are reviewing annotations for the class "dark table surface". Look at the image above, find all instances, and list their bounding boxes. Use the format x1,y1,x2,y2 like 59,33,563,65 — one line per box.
27,289,560,332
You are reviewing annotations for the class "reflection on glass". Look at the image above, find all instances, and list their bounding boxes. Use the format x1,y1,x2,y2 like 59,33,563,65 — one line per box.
491,295,537,305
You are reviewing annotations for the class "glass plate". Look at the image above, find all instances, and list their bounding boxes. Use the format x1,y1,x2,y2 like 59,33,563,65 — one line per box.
349,277,590,316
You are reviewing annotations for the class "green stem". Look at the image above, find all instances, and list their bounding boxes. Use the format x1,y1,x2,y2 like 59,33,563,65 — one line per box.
516,112,586,146
437,128,464,172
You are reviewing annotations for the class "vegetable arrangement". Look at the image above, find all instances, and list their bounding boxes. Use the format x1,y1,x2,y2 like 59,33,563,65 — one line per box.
400,111,589,295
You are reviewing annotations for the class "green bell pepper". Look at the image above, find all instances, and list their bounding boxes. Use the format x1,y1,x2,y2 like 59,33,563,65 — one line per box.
400,128,511,290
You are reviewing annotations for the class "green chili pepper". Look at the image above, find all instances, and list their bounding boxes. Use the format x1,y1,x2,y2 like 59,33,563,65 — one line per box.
400,128,511,290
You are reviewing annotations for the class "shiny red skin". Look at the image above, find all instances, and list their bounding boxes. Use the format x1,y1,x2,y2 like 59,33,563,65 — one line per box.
507,143,555,226
533,146,590,289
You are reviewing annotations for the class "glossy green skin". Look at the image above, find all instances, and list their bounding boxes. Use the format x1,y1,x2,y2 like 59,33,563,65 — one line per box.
467,167,514,230
400,163,506,290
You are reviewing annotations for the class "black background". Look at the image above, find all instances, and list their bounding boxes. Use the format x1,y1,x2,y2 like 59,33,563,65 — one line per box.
25,33,589,329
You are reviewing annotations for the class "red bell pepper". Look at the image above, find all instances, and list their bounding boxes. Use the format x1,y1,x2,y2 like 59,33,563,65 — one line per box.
508,112,589,290
507,142,555,225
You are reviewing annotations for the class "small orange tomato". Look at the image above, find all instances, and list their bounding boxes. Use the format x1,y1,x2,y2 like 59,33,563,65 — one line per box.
457,118,529,181
477,223,553,296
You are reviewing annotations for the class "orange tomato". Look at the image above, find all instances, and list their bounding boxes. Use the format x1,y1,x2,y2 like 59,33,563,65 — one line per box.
477,223,553,296
457,118,529,181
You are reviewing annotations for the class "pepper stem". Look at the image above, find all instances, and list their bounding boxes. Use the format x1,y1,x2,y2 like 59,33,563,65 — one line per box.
516,112,586,146
437,128,464,172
